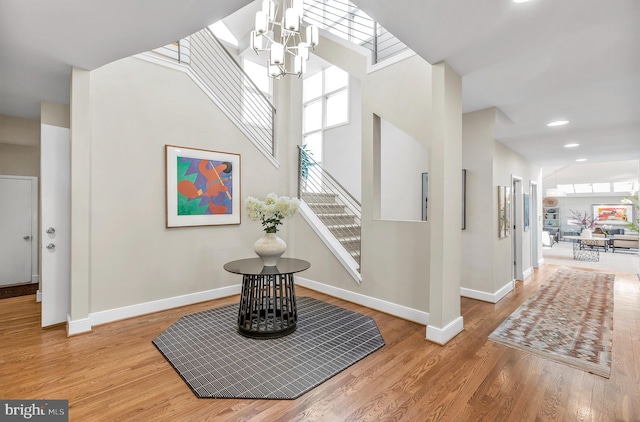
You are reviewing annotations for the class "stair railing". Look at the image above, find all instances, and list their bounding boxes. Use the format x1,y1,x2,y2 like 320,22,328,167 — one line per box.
303,0,409,64
150,29,276,159
189,29,276,158
298,146,361,265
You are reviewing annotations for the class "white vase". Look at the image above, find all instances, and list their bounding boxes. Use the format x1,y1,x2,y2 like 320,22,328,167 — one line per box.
253,233,287,266
582,228,592,238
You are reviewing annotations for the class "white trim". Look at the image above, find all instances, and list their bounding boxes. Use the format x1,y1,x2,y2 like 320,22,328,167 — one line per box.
523,266,533,280
460,280,514,304
299,201,361,284
36,290,42,302
67,315,92,336
66,284,242,335
295,276,428,325
426,316,464,345
538,258,545,267
134,53,280,169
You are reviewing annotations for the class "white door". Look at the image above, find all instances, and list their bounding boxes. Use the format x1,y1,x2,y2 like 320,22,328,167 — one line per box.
0,177,33,286
41,124,71,327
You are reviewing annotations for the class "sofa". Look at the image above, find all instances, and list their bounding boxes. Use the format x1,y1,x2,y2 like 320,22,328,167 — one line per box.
612,234,639,252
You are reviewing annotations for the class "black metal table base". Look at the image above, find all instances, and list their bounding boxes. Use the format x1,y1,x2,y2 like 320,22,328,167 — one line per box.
573,241,600,262
237,273,297,339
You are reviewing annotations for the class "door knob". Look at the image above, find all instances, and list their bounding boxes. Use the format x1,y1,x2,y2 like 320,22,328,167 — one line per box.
46,243,56,249
23,235,31,240
46,227,56,234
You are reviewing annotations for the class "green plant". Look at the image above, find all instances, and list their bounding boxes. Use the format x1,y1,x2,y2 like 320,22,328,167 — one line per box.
621,193,639,232
299,144,315,181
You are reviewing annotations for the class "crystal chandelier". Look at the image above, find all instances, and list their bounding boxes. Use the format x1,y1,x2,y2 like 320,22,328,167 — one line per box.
250,0,319,79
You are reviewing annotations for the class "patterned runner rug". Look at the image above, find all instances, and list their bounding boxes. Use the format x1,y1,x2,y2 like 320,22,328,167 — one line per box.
489,268,614,378
153,296,385,399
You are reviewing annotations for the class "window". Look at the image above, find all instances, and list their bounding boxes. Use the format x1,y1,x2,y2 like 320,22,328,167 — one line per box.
302,65,350,163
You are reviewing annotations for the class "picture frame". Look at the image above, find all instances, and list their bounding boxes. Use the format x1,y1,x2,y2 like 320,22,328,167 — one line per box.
592,204,633,225
504,185,511,237
523,192,530,232
422,172,428,221
498,186,506,238
461,169,467,230
165,145,241,228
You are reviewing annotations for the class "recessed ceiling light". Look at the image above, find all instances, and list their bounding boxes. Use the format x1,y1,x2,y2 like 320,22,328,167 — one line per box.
513,0,530,3
547,120,570,127
564,143,580,148
576,158,587,162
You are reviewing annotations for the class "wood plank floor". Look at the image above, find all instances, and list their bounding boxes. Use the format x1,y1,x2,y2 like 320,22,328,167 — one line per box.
1,263,638,421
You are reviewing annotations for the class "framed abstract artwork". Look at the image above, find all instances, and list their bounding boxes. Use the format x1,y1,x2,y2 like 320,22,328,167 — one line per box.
505,186,511,237
523,192,530,232
498,186,506,238
592,204,633,225
165,145,241,228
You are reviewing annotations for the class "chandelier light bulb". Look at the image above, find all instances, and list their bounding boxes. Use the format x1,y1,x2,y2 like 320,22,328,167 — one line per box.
270,43,285,65
255,11,268,34
284,8,300,32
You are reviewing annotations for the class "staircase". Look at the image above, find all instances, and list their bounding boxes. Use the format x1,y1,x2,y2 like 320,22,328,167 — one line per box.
301,192,361,266
298,147,361,271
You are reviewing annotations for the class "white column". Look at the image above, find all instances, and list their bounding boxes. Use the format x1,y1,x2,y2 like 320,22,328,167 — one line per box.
426,62,463,345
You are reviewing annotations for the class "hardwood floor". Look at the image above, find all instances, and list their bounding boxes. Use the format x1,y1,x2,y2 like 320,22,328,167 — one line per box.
1,264,638,421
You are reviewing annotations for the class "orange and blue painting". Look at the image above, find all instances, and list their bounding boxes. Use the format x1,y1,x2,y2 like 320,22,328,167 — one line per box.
176,157,233,215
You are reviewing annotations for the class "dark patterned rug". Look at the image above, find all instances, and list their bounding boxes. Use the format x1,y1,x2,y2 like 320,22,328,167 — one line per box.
153,296,385,399
489,268,614,378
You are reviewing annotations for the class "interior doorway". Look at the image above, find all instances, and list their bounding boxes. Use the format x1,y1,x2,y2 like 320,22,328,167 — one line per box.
512,176,524,281
0,175,39,290
531,181,540,268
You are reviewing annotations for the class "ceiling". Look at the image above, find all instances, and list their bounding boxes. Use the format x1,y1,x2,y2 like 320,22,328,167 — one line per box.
1,0,639,172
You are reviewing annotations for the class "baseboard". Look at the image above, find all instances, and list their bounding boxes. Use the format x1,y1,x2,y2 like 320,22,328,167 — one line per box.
523,267,533,280
295,276,429,325
538,258,545,267
460,280,514,304
67,315,92,336
36,290,42,303
66,284,242,335
426,316,464,345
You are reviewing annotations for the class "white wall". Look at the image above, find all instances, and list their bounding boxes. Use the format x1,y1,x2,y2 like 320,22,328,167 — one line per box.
380,118,429,221
82,57,291,313
0,114,40,177
461,109,497,293
493,141,541,291
292,33,433,313
323,76,362,201
462,108,542,299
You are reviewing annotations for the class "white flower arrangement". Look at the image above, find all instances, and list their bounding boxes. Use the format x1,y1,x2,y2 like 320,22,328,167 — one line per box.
245,193,300,233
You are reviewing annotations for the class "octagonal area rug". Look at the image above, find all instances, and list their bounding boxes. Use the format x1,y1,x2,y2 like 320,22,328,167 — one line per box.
153,296,385,399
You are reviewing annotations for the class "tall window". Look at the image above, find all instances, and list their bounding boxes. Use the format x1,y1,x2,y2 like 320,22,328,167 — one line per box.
302,65,349,163
242,59,272,127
